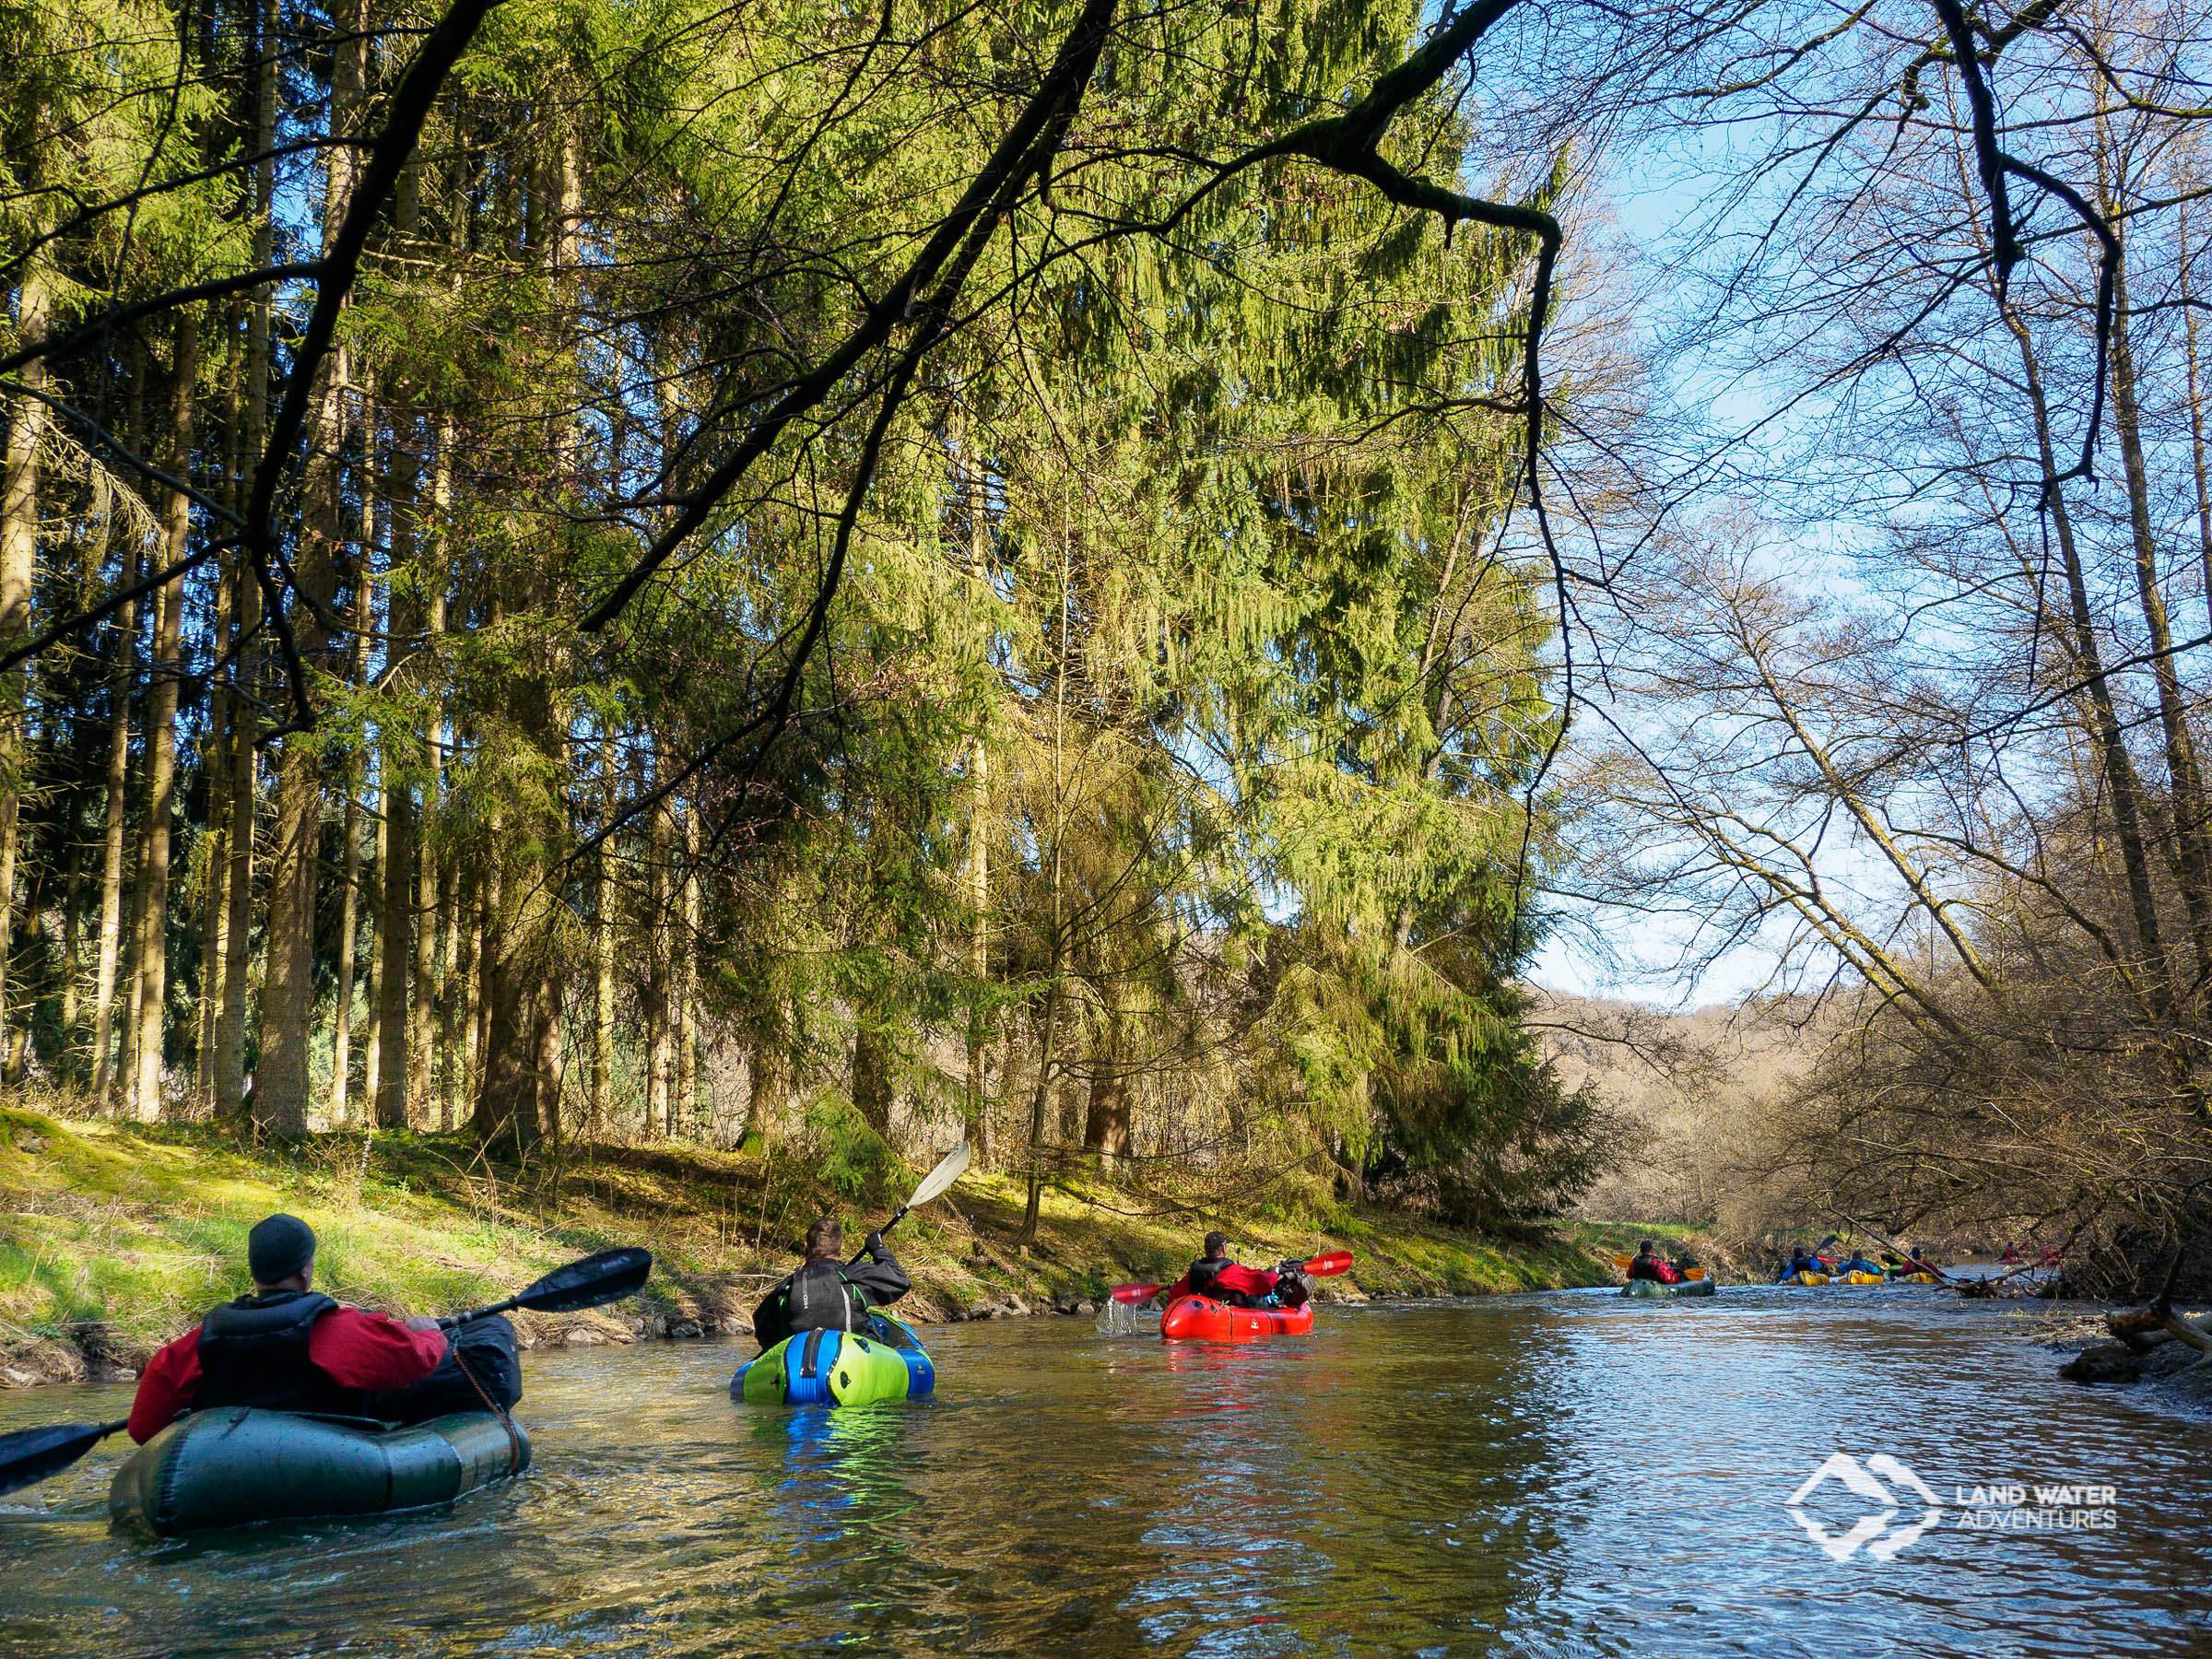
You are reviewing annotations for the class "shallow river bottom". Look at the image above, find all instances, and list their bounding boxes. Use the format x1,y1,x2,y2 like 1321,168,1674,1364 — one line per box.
3,1287,2207,1658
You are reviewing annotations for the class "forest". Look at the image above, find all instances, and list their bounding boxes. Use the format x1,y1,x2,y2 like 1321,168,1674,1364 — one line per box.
0,0,1604,1241
9,0,2212,1287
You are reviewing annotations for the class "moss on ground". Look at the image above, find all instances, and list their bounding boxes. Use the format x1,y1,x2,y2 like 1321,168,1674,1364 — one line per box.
0,1101,1616,1384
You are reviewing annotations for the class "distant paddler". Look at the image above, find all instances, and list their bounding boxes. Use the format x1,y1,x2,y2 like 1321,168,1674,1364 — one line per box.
127,1213,522,1443
1626,1241,1686,1285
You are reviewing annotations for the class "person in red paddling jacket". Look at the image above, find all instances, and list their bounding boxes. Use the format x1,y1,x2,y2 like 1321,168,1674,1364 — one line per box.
127,1213,518,1443
1626,1241,1682,1284
1160,1232,1312,1310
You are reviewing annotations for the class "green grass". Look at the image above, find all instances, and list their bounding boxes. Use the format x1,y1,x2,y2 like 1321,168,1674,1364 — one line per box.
0,1101,1619,1382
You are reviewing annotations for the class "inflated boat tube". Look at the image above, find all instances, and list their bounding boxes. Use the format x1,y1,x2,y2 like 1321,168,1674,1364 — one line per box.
1159,1296,1315,1341
732,1313,935,1406
110,1406,529,1535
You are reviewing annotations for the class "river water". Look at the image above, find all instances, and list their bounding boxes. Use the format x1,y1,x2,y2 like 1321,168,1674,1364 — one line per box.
2,1284,2206,1657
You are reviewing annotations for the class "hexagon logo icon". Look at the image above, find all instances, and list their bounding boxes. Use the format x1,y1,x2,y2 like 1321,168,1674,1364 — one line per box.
1785,1452,1944,1561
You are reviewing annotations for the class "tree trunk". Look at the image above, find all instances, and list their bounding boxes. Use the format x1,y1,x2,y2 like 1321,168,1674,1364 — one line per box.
853,1022,891,1135
253,0,367,1134
2007,315,2170,996
745,1031,787,1147
966,737,993,1164
196,304,247,1109
128,312,200,1120
2112,265,2212,982
324,528,373,1132
678,804,700,1135
1015,969,1064,1244
644,788,673,1136
215,0,279,1120
593,733,616,1134
361,792,386,1112
1083,1006,1131,1164
0,249,49,1077
437,848,459,1129
89,510,143,1109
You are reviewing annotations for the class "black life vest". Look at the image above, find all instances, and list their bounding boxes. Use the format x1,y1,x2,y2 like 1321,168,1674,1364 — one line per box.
1186,1255,1235,1299
195,1290,359,1415
777,1259,870,1339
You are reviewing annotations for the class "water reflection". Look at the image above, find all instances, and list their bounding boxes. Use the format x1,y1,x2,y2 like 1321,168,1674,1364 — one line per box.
0,1292,2206,1657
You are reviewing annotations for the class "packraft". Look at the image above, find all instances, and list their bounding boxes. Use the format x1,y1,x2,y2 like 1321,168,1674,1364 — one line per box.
731,1312,935,1406
109,1406,527,1535
1159,1296,1315,1342
1621,1277,1717,1298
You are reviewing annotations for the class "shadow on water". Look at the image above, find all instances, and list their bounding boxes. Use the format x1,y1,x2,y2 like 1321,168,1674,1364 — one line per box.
1,1288,2208,1657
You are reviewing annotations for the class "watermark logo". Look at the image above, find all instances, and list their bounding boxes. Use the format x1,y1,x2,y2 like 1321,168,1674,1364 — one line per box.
1785,1453,1945,1561
1785,1453,2122,1559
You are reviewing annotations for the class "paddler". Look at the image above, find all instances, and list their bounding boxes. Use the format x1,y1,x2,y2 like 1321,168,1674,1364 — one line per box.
1776,1247,1821,1283
751,1218,912,1349
126,1213,521,1443
1160,1232,1312,1310
1626,1241,1682,1284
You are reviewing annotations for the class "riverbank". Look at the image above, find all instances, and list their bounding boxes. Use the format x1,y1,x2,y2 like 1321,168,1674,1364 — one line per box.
0,1101,1615,1385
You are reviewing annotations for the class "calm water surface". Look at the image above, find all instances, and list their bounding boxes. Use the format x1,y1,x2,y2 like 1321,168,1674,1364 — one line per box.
2,1286,2206,1657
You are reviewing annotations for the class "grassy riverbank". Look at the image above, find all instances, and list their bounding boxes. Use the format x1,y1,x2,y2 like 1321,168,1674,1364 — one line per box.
0,1101,1615,1385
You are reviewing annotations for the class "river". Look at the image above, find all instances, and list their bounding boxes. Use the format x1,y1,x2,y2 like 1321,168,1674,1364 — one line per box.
1,1284,2206,1657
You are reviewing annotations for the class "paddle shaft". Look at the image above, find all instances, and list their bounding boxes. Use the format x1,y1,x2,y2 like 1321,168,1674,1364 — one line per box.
850,1207,909,1262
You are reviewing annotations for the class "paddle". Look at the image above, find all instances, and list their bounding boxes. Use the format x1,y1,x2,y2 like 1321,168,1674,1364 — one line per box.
437,1246,655,1329
0,1246,655,1499
1111,1250,1355,1306
853,1141,971,1259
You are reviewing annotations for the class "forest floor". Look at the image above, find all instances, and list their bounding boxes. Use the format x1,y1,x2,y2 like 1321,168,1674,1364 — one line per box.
0,1100,1618,1386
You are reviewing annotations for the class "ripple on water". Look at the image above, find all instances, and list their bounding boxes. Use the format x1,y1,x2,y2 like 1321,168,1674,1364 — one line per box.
0,1289,2206,1657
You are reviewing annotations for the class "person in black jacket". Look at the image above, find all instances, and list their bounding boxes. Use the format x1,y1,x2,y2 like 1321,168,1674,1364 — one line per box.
751,1218,912,1349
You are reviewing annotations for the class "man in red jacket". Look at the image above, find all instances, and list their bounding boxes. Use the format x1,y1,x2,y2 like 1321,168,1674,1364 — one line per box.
1159,1232,1311,1310
127,1214,452,1443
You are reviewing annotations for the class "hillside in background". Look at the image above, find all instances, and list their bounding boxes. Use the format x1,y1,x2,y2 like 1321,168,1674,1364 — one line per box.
1527,991,1831,1246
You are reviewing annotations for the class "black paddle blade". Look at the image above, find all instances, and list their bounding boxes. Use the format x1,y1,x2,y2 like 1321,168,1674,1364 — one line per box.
0,1419,128,1498
513,1247,653,1314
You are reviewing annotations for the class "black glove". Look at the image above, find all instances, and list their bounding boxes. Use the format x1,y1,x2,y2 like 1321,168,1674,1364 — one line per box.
1278,1258,1306,1277
864,1230,888,1259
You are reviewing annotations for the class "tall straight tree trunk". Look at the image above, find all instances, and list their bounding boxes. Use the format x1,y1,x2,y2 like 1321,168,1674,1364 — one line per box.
412,420,453,1124
678,804,700,1135
197,304,247,1108
329,471,379,1126
362,791,386,1112
59,835,81,1059
473,823,497,1088
377,758,415,1128
644,785,673,1137
966,738,992,1163
593,733,616,1133
90,519,143,1108
215,0,279,1118
254,0,366,1134
440,849,462,1129
129,312,200,1120
0,250,49,1065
